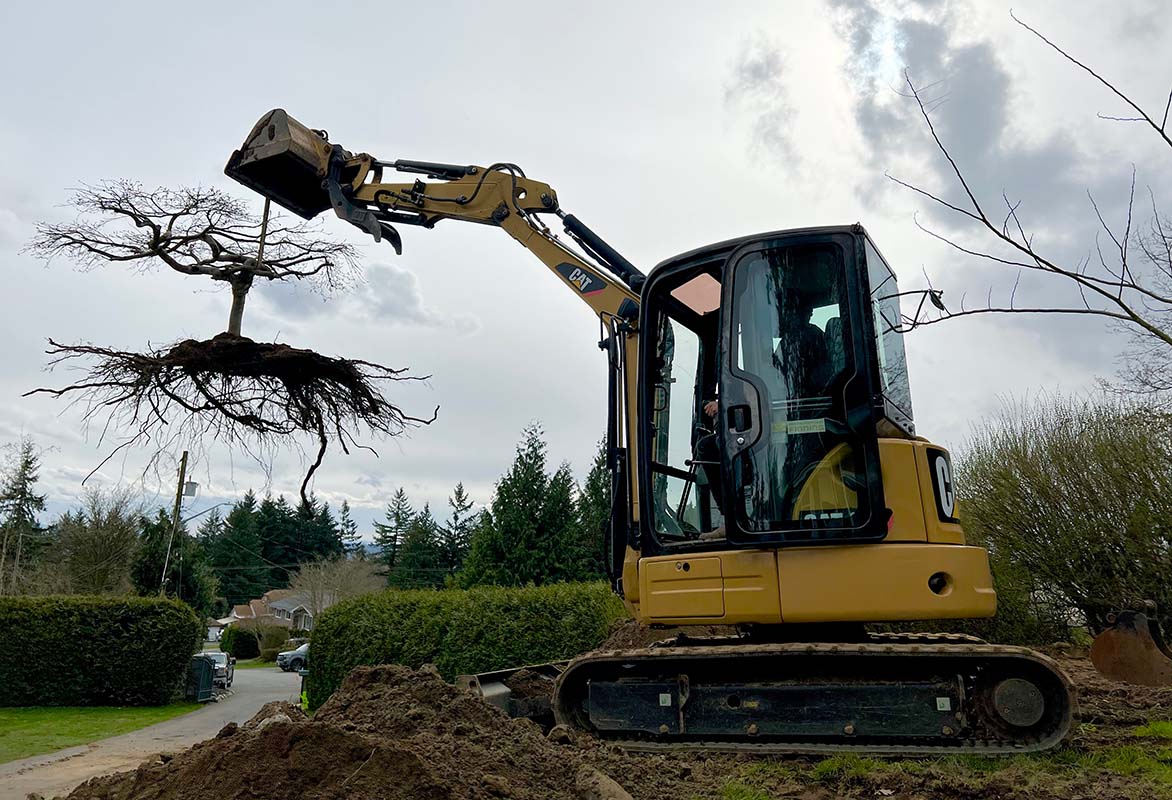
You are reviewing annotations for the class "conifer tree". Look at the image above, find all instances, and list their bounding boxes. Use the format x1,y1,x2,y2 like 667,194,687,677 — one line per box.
460,423,597,586
256,494,297,587
131,509,218,614
205,491,268,605
339,499,364,557
575,438,611,580
390,504,444,589
372,488,412,578
0,438,46,594
439,483,475,574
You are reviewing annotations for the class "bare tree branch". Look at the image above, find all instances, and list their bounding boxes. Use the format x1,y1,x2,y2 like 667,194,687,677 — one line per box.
884,16,1172,405
27,181,361,336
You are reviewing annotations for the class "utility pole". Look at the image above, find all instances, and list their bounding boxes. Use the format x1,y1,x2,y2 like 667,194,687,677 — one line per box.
160,450,189,597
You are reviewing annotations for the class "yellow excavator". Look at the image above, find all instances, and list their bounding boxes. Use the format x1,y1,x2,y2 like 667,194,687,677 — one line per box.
226,109,1074,754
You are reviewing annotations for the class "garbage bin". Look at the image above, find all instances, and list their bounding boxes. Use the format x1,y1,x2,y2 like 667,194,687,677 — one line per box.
187,654,216,702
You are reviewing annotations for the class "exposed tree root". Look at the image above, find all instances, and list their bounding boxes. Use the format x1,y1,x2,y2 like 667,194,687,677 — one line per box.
27,334,435,501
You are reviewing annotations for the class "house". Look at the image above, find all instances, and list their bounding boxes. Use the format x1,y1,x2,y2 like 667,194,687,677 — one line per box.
221,588,338,632
268,591,336,632
223,591,295,629
206,618,225,642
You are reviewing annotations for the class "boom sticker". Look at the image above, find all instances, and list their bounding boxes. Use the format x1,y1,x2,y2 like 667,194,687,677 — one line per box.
556,262,606,295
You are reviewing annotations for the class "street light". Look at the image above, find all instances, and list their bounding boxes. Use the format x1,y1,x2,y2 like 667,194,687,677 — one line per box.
183,501,231,525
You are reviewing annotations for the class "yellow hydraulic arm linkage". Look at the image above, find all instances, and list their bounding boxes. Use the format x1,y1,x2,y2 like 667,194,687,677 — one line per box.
226,109,641,322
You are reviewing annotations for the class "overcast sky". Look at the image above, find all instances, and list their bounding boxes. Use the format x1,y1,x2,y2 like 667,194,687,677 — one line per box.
1,1,1167,537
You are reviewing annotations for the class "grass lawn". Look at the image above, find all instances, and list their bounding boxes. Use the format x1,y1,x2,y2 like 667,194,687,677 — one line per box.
233,658,278,670
0,703,199,764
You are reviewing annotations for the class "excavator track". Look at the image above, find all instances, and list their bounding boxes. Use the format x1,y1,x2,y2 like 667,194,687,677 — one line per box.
551,633,1075,755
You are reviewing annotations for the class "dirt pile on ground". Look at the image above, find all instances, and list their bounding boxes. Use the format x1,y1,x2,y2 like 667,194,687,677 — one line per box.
60,665,604,800
56,654,1172,800
1060,655,1172,725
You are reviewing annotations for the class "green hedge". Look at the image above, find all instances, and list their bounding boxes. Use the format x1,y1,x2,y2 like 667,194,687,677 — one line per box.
307,582,627,709
220,624,287,659
218,626,256,659
0,595,202,706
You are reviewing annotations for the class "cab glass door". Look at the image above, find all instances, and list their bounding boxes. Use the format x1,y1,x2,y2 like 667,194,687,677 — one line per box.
719,236,885,542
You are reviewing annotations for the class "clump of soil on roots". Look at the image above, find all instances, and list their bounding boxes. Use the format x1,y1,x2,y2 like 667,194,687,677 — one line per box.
31,333,432,502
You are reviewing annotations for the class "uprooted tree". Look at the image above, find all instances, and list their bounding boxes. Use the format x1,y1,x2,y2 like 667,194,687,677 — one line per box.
27,182,434,499
888,14,1172,406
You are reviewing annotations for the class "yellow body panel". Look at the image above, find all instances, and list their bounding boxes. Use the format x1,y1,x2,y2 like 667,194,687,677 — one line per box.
637,543,995,625
628,438,989,626
878,439,927,542
775,543,995,622
642,557,724,618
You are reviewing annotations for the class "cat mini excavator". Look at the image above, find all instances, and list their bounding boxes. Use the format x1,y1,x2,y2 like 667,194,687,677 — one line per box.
226,109,1075,754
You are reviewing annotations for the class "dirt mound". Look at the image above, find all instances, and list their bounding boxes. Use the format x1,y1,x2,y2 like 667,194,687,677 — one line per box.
63,664,598,800
59,655,1172,800
1059,656,1172,725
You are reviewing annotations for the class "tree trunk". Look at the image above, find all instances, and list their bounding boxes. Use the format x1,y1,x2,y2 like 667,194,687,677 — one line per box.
227,274,254,336
9,529,22,595
0,527,9,596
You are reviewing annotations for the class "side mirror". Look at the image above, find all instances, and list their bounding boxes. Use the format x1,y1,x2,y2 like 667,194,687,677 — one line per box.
230,656,237,665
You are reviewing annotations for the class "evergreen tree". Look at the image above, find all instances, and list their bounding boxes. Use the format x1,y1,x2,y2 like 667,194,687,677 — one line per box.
459,509,506,587
295,496,343,562
205,492,268,606
459,423,589,587
130,509,218,615
575,438,611,580
256,494,297,587
439,483,475,574
389,504,444,589
0,438,47,594
372,488,412,578
543,461,585,581
339,500,364,557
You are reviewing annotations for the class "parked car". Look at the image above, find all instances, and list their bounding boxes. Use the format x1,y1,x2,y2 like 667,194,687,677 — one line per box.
207,651,235,688
277,642,309,672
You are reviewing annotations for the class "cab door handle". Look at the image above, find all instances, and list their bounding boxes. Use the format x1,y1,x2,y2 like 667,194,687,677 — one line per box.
728,404,752,433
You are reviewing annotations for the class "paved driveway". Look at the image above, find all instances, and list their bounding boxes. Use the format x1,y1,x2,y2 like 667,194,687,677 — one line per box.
0,666,302,800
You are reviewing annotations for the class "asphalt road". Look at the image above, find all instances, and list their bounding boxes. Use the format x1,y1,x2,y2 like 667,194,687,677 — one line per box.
0,666,302,800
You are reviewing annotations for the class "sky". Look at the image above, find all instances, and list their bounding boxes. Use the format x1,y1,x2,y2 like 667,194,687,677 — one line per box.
0,0,1167,538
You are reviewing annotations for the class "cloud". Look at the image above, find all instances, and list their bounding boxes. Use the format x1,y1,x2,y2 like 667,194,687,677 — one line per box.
822,0,1172,375
254,262,479,335
355,262,480,334
0,207,23,248
830,0,1098,222
725,35,796,164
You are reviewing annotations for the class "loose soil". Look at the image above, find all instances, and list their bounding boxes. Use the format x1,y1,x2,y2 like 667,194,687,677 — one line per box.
55,626,1172,800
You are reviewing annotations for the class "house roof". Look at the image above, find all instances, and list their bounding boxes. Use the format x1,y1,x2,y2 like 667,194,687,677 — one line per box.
232,604,252,617
269,592,312,613
261,588,296,604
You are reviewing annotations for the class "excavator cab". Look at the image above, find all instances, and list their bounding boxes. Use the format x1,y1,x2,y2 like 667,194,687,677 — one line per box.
639,227,916,553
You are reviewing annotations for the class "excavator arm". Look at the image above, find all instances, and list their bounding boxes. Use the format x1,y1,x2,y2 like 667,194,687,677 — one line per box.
225,109,641,322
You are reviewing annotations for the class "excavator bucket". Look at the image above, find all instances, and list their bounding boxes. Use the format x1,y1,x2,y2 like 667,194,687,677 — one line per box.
1091,609,1172,686
224,109,337,219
